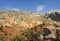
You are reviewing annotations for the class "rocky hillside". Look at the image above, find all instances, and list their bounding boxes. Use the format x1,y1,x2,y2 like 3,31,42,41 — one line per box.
47,10,60,21
45,10,60,26
0,10,60,41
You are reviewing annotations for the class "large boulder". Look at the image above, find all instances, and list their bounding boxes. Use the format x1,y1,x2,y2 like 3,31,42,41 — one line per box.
43,25,56,39
47,11,60,21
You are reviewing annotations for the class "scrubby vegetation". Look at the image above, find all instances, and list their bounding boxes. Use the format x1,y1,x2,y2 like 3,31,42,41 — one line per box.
0,10,60,41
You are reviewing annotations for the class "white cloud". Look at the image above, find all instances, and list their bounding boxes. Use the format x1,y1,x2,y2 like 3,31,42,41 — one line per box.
5,6,20,11
10,8,20,11
36,5,45,12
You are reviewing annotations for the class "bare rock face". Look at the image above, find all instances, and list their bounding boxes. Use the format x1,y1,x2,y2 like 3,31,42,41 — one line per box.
43,25,58,41
43,25,56,41
45,11,60,26
47,11,60,21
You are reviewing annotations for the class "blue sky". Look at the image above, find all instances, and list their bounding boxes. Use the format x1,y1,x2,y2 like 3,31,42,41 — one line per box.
0,0,60,12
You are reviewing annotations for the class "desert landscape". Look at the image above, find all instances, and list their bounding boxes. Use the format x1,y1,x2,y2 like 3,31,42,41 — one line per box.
0,10,60,41
0,0,60,41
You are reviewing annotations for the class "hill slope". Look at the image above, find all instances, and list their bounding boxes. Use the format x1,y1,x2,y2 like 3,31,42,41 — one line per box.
0,10,60,41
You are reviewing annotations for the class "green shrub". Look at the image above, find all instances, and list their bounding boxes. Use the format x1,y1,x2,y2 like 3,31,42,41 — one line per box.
56,29,60,40
0,36,8,41
13,35,25,41
43,20,46,25
0,24,3,32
